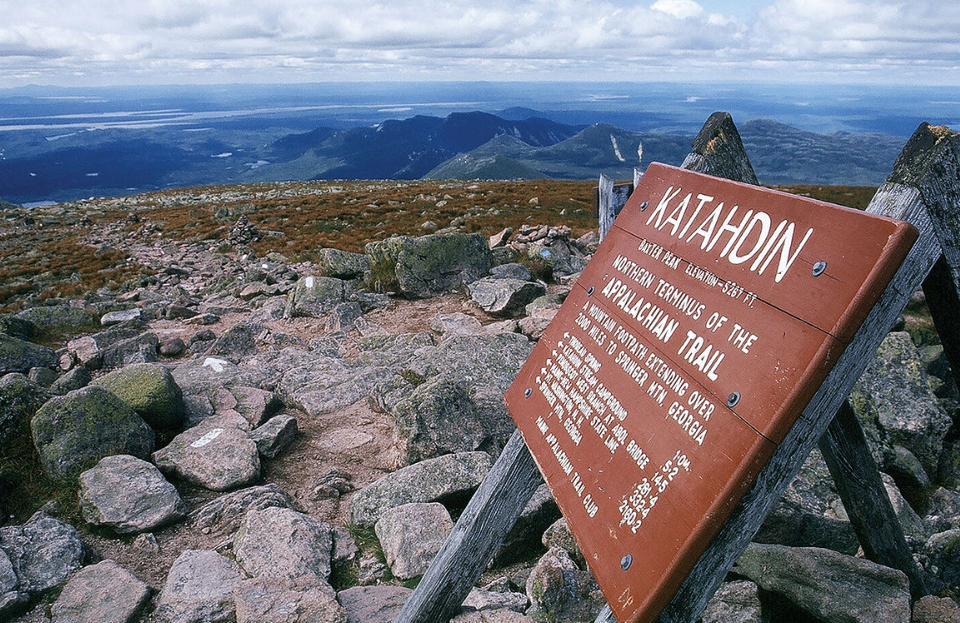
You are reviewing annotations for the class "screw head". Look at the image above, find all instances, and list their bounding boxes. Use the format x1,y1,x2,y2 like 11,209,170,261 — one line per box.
813,261,827,277
587,286,595,296
524,388,532,398
727,392,741,408
621,554,633,570
639,201,649,211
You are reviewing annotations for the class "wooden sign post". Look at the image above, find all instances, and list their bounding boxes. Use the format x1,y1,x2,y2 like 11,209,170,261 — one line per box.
504,163,917,622
396,117,958,623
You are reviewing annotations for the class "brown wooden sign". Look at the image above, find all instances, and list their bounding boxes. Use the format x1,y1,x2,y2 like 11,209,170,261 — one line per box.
504,163,918,623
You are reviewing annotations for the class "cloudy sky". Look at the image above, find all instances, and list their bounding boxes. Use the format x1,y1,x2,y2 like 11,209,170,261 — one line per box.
2,0,958,87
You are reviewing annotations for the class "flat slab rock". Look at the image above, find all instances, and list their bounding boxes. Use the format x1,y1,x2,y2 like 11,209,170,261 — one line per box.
154,549,242,623
79,454,187,534
374,502,453,580
0,512,85,595
234,506,333,581
152,421,260,491
235,576,347,623
51,560,151,623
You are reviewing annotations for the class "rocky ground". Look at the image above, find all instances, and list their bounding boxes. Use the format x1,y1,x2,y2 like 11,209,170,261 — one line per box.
1,190,959,623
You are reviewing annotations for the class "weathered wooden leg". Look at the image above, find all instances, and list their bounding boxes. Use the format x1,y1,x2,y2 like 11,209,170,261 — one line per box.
818,400,928,598
394,429,544,623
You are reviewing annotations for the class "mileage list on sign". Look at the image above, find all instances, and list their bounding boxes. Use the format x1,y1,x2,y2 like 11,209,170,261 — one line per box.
504,163,917,623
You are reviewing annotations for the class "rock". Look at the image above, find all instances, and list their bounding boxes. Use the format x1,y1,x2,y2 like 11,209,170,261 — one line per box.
468,278,546,318
159,336,186,357
525,547,604,623
0,334,57,375
27,366,57,387
206,321,264,363
249,414,298,459
925,487,960,534
234,506,333,581
276,349,394,417
734,543,911,623
461,587,529,613
489,227,513,249
356,332,436,369
189,483,293,537
0,373,51,450
452,610,535,623
100,333,159,369
311,468,357,500
78,454,187,534
67,336,102,370
374,502,453,580
541,518,583,567
700,580,765,623
912,596,960,623
391,378,487,465
230,386,283,427
0,315,36,340
499,485,559,564
923,529,960,591
332,526,359,564
431,312,484,338
286,276,348,318
850,331,952,478
49,366,91,395
154,550,241,623
350,451,493,528
50,560,151,623
336,585,411,623
316,248,371,280
15,305,99,339
0,511,85,594
365,233,492,298
153,421,260,491
31,386,155,482
229,215,262,244
329,302,364,332
490,263,532,281
92,363,186,430
234,576,348,623
879,472,928,542
0,547,28,619
100,308,143,326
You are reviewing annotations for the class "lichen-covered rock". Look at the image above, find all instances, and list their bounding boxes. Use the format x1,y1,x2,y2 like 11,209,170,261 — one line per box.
92,363,185,430
0,547,27,620
234,575,347,623
285,276,348,318
205,321,264,363
154,550,241,623
0,315,36,341
0,334,57,375
392,378,487,465
0,511,85,594
525,547,604,623
249,414,298,459
316,247,371,280
374,502,453,580
49,366,91,395
923,529,960,592
79,454,187,534
31,386,155,482
0,373,51,450
234,506,333,581
734,543,911,623
365,233,492,298
850,331,952,478
15,305,99,339
50,560,151,623
468,277,546,318
100,333,159,369
700,580,765,623
350,451,493,528
152,421,260,491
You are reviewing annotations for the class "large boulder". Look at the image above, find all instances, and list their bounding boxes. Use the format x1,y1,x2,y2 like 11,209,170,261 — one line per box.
316,247,371,280
205,321,264,363
50,560,151,623
234,576,347,623
285,276,348,318
31,386,155,482
233,506,333,581
374,502,454,580
0,334,57,375
275,349,394,417
92,363,185,430
0,511,85,594
154,550,242,623
0,373,51,450
365,233,492,298
152,421,260,491
700,580,765,623
525,547,604,623
733,543,911,623
350,451,493,528
391,379,488,465
78,454,187,534
15,305,99,339
850,331,952,478
468,277,546,318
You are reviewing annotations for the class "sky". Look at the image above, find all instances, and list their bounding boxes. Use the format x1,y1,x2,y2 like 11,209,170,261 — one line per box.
2,0,959,87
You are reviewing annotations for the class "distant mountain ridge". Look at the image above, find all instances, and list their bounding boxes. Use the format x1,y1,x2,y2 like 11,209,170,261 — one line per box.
0,110,908,205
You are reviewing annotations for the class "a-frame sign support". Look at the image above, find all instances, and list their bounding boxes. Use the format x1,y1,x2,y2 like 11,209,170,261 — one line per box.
397,114,959,623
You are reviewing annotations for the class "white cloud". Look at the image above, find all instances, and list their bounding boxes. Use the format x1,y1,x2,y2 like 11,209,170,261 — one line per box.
0,0,958,85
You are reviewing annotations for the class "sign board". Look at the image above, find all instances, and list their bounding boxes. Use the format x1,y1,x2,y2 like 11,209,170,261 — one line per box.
504,163,917,623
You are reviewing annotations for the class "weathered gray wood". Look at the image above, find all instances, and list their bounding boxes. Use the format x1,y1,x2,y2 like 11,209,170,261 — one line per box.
680,111,758,185
394,429,544,623
818,401,928,598
656,122,958,623
598,174,633,241
595,605,618,623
